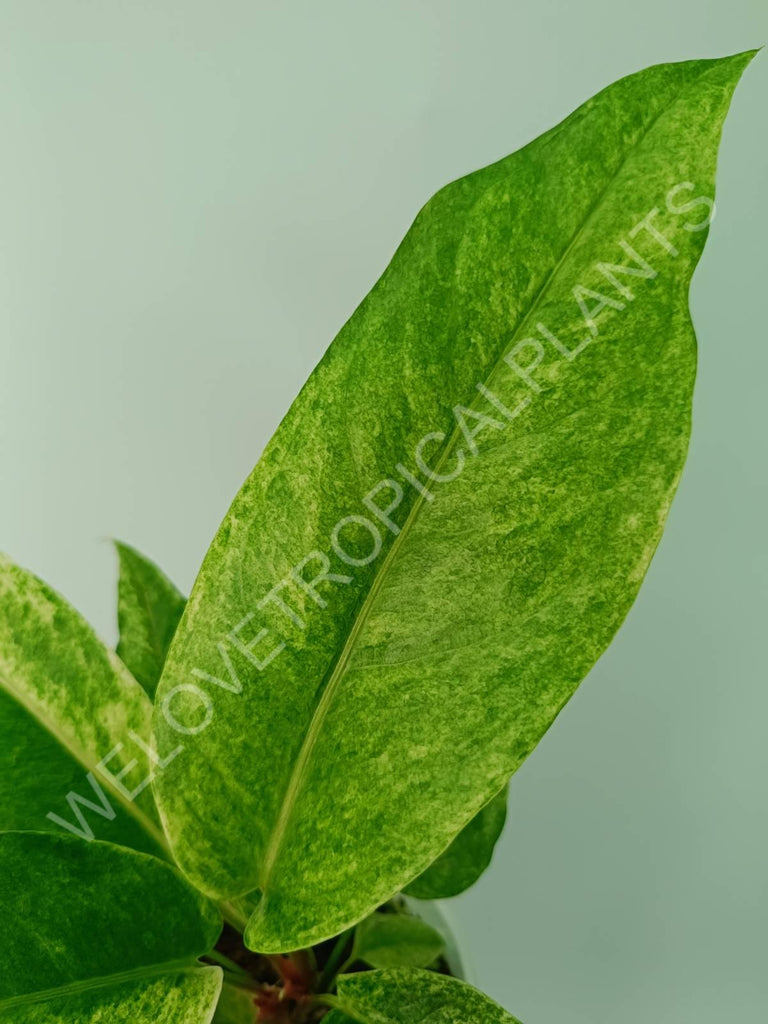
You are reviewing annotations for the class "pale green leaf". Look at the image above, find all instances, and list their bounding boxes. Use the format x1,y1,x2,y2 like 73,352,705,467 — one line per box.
352,913,445,970
211,982,257,1024
152,52,757,951
115,541,186,700
0,555,167,855
333,968,521,1023
0,831,222,1020
405,786,508,899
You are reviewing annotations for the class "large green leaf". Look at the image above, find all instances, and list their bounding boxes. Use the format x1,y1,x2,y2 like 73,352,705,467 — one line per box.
331,969,521,1023
0,831,222,1020
405,786,508,899
0,555,168,855
115,541,187,700
2,969,223,1024
152,53,756,951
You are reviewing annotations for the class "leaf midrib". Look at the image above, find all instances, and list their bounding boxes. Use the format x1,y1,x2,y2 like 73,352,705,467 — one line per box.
0,961,203,1010
255,64,712,898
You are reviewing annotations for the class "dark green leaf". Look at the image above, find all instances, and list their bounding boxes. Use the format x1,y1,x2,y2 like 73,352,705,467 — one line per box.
115,542,186,700
0,831,222,1020
151,53,756,951
0,555,166,855
405,785,508,899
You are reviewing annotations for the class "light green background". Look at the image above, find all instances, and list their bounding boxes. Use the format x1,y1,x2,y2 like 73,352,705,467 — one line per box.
1,3,766,1022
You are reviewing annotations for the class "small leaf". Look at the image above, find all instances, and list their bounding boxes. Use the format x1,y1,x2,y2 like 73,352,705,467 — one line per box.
151,52,757,951
0,555,167,855
0,830,222,1019
115,542,186,700
334,968,522,1023
352,913,445,970
405,785,508,899
212,982,257,1023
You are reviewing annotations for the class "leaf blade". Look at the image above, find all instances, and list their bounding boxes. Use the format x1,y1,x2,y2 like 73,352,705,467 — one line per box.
115,542,186,700
0,968,223,1024
352,914,445,970
151,53,757,950
404,786,508,900
0,831,221,1003
335,968,521,1024
211,982,257,1024
0,555,167,855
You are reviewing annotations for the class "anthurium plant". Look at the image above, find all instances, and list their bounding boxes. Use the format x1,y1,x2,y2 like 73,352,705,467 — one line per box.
0,51,757,1024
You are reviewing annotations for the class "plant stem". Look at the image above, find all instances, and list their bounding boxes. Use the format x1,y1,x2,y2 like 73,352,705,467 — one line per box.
219,899,249,933
201,953,260,993
267,949,316,998
317,928,354,992
219,973,261,993
204,950,249,974
310,993,342,1011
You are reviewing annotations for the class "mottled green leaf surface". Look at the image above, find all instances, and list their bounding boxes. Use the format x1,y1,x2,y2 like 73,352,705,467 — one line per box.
0,831,222,1020
0,556,166,854
405,786,508,899
152,53,755,951
2,969,222,1024
352,913,445,969
115,541,186,700
333,969,521,1023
